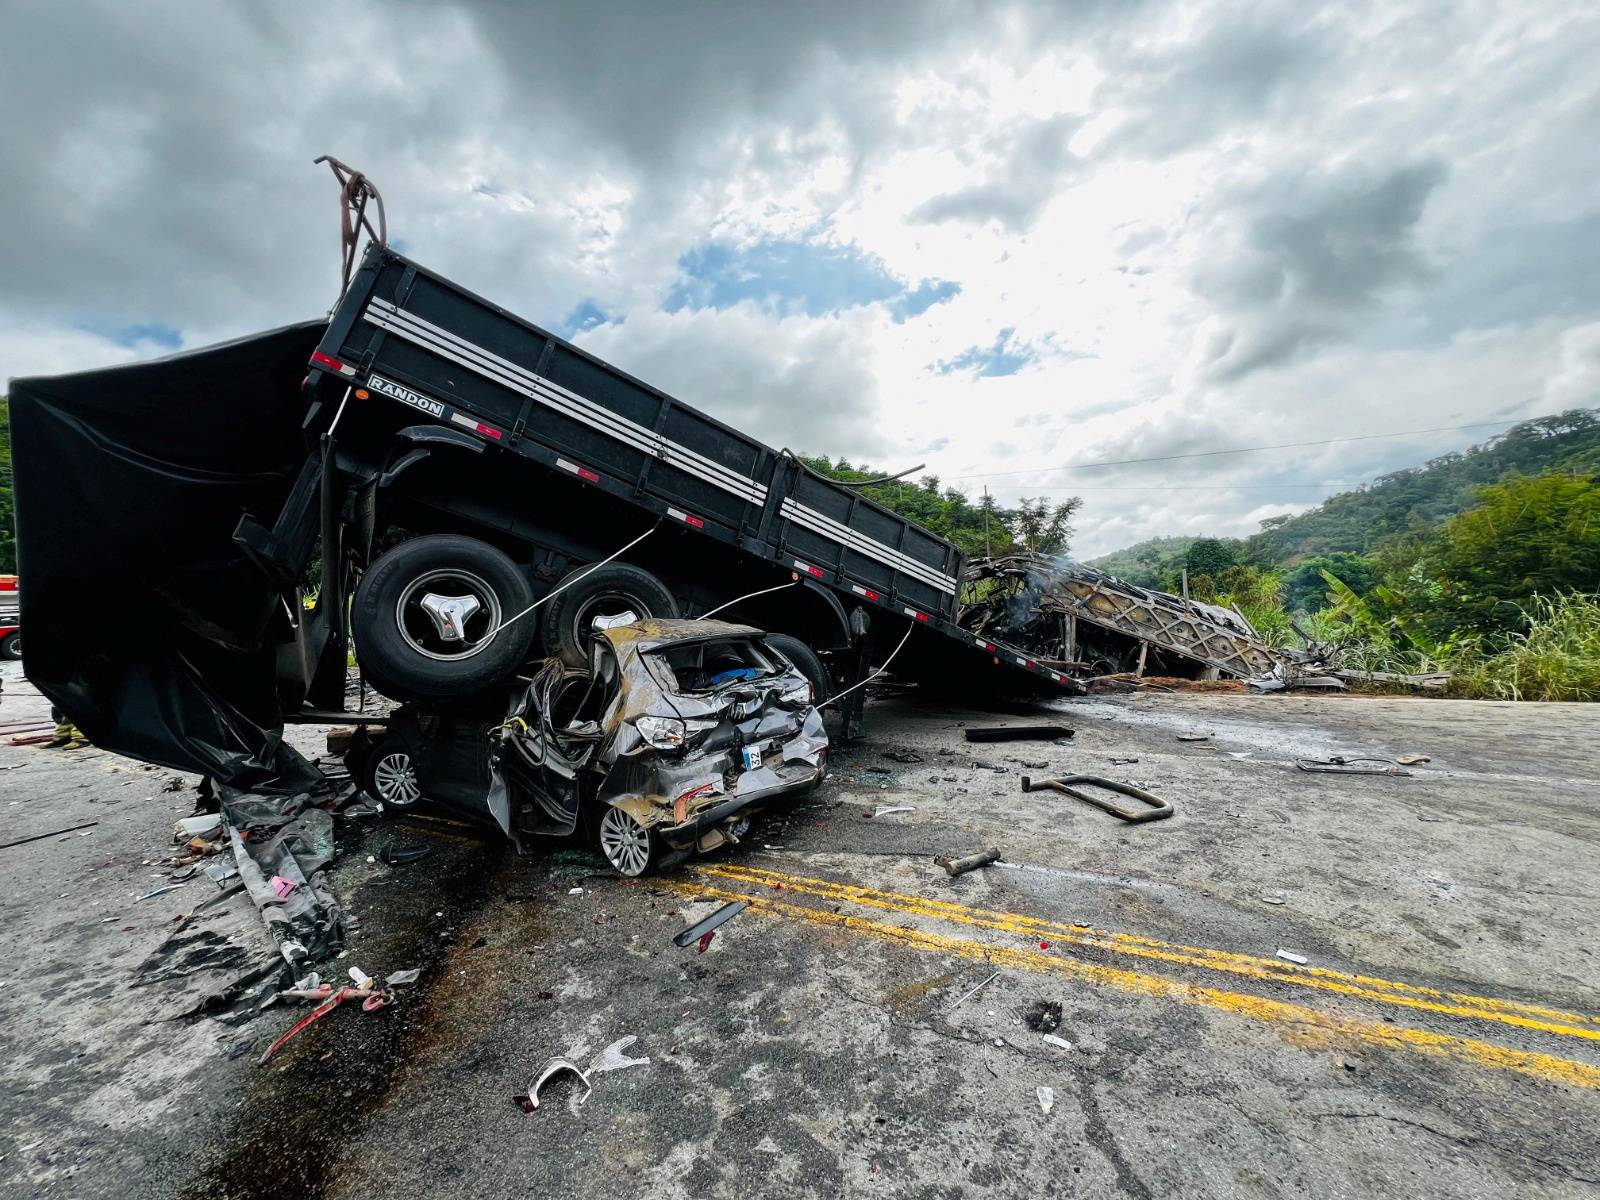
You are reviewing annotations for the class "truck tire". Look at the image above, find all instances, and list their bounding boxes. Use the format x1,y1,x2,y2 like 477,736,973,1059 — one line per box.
539,563,678,666
352,534,536,701
765,634,830,703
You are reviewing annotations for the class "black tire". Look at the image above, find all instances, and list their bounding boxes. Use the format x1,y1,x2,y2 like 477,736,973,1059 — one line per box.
539,563,678,666
0,633,20,661
352,534,536,701
765,634,830,704
358,736,422,808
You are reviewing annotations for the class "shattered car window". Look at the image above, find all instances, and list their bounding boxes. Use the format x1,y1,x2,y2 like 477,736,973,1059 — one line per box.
645,638,782,693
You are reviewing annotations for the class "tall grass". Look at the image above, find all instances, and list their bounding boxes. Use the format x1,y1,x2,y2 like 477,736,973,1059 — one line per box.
1449,593,1600,701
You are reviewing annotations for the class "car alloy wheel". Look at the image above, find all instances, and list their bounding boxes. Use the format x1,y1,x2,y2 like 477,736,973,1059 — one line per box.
370,750,421,807
598,805,654,877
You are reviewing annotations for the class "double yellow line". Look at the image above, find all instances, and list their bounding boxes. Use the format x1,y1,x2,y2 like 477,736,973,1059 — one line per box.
672,862,1600,1090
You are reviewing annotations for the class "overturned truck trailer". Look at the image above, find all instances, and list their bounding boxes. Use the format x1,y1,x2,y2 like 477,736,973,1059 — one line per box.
10,243,1081,799
962,555,1328,685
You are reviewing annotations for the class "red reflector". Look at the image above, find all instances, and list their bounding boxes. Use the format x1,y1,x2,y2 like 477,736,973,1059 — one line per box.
686,514,705,529
578,466,600,483
913,611,929,623
863,589,880,601
807,565,824,578
310,350,346,373
476,422,503,441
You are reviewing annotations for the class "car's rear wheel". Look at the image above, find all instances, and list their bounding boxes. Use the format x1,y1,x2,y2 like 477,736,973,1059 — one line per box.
539,563,678,666
0,633,20,661
352,534,536,700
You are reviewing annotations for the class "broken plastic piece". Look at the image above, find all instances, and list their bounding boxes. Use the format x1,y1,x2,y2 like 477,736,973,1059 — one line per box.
1037,1086,1054,1114
269,875,297,900
381,844,432,865
1176,733,1211,742
137,883,187,901
1041,1033,1074,1051
935,848,1002,877
868,805,917,818
589,1035,651,1075
348,966,373,989
1295,757,1411,776
519,1057,592,1111
964,726,1073,743
1276,949,1309,965
672,900,748,948
1396,754,1431,766
385,968,422,987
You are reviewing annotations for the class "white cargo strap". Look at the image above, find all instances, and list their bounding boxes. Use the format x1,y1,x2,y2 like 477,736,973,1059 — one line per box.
470,524,657,647
818,620,915,710
694,580,800,621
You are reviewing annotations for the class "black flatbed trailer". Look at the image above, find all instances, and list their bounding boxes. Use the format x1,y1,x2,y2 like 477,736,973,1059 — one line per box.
12,244,1074,789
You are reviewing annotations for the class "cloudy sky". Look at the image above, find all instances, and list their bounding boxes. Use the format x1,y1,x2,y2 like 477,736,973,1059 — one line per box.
5,0,1598,556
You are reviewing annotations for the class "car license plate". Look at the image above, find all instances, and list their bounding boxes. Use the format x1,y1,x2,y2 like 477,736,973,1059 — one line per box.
740,745,763,771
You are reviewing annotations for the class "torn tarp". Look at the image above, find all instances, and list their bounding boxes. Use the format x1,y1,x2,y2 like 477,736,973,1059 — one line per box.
220,783,355,971
9,322,328,791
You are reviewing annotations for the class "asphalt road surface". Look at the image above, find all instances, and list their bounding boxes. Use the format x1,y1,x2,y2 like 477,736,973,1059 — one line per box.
2,662,1597,1198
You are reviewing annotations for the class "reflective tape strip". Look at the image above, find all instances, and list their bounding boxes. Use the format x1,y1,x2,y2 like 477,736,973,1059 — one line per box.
793,559,825,578
850,584,882,601
556,458,601,483
364,301,767,505
778,498,957,595
667,507,706,529
903,608,929,622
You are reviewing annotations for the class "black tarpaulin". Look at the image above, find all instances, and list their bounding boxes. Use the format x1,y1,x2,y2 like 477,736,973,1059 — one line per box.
10,322,327,789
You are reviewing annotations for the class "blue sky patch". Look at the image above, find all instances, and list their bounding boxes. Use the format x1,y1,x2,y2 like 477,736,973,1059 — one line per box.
77,318,183,350
558,299,614,339
934,327,1035,377
665,238,958,321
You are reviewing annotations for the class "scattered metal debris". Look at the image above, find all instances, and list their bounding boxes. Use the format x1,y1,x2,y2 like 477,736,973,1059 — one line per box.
1296,757,1412,776
0,821,99,851
1021,775,1173,824
672,900,748,948
948,970,1001,1011
883,750,924,763
965,725,1074,743
935,848,1002,877
517,1058,592,1112
137,882,188,901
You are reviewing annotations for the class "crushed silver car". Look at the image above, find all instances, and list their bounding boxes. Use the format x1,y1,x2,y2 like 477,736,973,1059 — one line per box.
372,619,828,875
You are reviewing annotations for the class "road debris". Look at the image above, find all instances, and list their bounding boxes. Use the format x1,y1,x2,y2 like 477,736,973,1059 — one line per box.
257,983,393,1065
935,848,1002,877
1276,950,1310,965
965,725,1074,743
866,805,917,818
948,970,1001,1011
1109,756,1139,765
0,820,99,851
137,882,188,901
381,844,432,865
1396,755,1432,766
589,1034,650,1075
883,750,924,763
1041,1034,1074,1051
1176,733,1211,742
1037,1086,1054,1114
1021,775,1173,824
672,900,747,948
516,1057,592,1112
1295,757,1412,776
1024,999,1064,1033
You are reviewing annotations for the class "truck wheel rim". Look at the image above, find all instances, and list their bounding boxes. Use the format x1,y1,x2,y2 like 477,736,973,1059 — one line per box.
573,590,650,637
395,569,502,661
598,807,652,876
372,752,420,806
